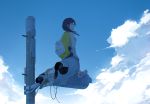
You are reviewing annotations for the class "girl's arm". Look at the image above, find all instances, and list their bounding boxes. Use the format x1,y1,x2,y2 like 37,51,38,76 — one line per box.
68,32,73,56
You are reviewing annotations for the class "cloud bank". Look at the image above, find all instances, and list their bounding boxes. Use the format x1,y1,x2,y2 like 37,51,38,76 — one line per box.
75,10,150,104
0,56,53,104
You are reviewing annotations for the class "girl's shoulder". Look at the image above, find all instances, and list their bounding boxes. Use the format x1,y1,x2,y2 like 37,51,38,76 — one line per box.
63,32,73,37
61,32,71,41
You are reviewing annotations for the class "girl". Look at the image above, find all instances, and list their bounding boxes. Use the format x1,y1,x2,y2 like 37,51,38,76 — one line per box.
25,18,90,94
54,17,82,81
36,18,82,86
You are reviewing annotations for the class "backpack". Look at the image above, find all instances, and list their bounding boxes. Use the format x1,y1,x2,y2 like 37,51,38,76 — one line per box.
55,40,65,57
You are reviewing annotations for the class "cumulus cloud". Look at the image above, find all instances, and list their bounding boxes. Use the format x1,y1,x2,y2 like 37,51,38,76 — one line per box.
0,56,53,104
140,9,150,25
107,20,139,48
0,57,24,104
107,9,150,48
74,10,150,104
111,55,124,67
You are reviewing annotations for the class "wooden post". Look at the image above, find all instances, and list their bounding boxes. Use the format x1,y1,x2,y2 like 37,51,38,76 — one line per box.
24,16,36,104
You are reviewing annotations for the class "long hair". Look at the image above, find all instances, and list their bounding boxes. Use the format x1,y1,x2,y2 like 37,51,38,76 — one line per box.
62,18,79,36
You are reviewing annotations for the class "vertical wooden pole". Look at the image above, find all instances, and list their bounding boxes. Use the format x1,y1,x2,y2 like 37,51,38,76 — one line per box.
25,16,36,104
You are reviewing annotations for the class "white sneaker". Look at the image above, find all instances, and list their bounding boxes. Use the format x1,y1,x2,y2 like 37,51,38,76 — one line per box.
24,83,40,94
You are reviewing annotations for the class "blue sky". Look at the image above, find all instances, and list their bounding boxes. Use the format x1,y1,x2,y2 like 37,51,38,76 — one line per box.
0,0,150,103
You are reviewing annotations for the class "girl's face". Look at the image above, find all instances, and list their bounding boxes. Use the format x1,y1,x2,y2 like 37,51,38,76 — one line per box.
69,23,75,31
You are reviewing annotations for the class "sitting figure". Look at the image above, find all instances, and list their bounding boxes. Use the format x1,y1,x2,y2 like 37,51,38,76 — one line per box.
54,17,81,80
25,18,92,94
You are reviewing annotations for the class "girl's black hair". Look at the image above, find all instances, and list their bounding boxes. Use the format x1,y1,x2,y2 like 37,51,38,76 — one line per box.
62,18,79,36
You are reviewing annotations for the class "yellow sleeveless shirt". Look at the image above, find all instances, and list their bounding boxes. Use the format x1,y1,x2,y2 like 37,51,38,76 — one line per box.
60,32,71,59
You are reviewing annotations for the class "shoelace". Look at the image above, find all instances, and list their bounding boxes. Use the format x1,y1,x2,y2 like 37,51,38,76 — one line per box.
49,84,61,103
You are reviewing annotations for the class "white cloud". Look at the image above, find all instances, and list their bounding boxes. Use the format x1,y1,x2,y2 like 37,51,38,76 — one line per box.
0,56,24,104
111,54,124,67
107,9,150,48
74,10,150,104
107,20,139,48
0,56,53,104
140,9,150,25
0,56,8,80
146,31,150,35
75,51,150,104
